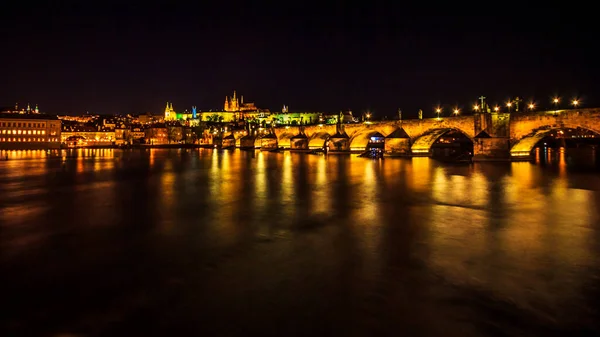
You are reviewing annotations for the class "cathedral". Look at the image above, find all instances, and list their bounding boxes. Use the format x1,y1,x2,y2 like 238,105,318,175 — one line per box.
224,90,257,112
164,102,176,120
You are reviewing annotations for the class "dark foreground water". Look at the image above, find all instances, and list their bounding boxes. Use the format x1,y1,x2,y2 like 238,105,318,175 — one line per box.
1,148,600,337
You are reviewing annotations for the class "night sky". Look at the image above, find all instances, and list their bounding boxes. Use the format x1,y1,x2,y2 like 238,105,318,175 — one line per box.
1,2,597,118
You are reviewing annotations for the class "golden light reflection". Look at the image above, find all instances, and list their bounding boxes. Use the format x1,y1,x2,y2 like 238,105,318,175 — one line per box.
558,147,566,177
408,157,431,192
431,167,448,202
280,152,294,214
469,172,489,207
149,149,155,167
509,162,535,189
255,151,266,207
76,154,84,173
210,150,241,245
158,169,176,232
311,155,330,215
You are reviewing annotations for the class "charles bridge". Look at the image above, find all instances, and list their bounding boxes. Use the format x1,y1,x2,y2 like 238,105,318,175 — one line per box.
230,108,600,161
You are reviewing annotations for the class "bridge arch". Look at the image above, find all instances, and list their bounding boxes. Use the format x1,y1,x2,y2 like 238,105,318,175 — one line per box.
349,130,387,152
510,125,600,157
308,132,331,149
410,128,473,155
277,131,295,149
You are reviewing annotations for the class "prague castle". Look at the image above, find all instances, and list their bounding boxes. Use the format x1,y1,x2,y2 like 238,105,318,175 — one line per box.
224,91,258,112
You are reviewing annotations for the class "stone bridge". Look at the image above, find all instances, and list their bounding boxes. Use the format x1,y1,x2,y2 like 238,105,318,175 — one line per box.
233,108,600,161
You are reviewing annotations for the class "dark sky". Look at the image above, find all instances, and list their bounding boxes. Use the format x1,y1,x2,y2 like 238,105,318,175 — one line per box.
0,2,597,118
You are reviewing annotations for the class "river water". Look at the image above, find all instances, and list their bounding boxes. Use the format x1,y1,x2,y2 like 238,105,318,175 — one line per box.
1,148,600,336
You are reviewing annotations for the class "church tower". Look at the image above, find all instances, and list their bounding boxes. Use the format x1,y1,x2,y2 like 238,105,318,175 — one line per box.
231,90,239,111
224,96,230,111
165,102,171,120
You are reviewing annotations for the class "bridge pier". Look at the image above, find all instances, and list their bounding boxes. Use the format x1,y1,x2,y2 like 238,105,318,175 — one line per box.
384,127,411,156
290,134,309,151
260,134,278,150
240,135,257,149
328,133,350,152
472,137,511,161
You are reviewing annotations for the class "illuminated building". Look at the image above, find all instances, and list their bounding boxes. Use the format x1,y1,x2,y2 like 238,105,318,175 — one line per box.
164,102,176,121
224,90,260,113
144,124,192,144
137,112,164,124
129,126,146,140
0,113,61,149
60,128,116,146
58,115,98,123
1,103,40,114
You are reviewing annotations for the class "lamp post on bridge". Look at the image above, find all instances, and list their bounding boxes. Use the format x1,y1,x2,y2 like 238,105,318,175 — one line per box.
435,107,441,120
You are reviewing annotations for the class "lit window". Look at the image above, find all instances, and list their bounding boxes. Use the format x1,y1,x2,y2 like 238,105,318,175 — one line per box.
42,130,45,135
18,130,22,134
12,130,16,134
27,130,31,135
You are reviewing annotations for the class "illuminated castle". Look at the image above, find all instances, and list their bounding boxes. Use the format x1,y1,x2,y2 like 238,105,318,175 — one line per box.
164,102,175,120
224,90,257,112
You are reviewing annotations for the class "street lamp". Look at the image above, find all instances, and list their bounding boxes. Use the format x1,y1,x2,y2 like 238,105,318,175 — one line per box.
453,108,459,116
506,101,512,113
473,104,480,111
528,103,535,111
494,106,500,112
553,97,560,111
365,112,371,122
572,99,579,107
435,107,441,120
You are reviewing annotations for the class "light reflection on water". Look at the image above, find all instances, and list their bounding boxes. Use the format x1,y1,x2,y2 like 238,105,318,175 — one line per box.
0,148,600,336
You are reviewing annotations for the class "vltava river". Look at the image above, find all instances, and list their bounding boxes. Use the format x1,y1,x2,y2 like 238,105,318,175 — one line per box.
1,148,600,336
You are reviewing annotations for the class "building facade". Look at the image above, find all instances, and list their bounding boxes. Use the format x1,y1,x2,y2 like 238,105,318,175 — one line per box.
0,113,61,150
